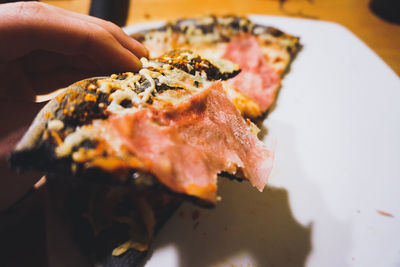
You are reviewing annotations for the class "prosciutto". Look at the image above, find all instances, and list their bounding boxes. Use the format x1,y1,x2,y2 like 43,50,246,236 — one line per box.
97,82,273,202
222,34,280,112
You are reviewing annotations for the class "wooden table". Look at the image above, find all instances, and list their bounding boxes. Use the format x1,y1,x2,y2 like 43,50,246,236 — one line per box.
43,0,400,76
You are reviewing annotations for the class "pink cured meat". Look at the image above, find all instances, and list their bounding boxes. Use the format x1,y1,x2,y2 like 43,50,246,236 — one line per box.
222,33,280,112
97,82,273,202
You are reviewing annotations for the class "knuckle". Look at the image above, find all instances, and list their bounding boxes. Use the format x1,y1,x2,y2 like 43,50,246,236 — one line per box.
14,2,49,18
103,20,125,36
103,20,117,30
80,22,112,52
92,23,114,42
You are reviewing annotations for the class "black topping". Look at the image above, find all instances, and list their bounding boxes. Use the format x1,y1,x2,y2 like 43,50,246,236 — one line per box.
80,139,98,150
197,23,215,34
154,50,240,81
120,99,133,108
56,91,110,128
132,15,299,54
266,26,285,37
230,17,241,30
155,82,184,93
114,74,130,80
134,79,151,94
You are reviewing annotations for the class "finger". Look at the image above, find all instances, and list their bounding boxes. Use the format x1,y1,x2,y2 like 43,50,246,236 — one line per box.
43,4,149,59
0,61,36,101
76,17,149,59
0,2,142,73
25,67,106,95
79,24,143,73
4,51,108,100
21,50,105,74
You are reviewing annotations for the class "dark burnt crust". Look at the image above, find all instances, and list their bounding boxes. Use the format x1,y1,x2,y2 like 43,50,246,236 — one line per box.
8,77,112,173
9,78,102,174
10,78,115,173
254,24,301,56
9,134,69,174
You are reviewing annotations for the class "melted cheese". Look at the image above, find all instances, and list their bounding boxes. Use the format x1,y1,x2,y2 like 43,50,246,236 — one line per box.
208,57,239,74
138,69,156,103
107,90,139,115
56,127,97,157
47,119,64,131
105,57,213,115
51,51,240,159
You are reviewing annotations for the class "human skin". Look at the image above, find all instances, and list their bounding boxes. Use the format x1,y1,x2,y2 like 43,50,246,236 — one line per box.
0,2,148,210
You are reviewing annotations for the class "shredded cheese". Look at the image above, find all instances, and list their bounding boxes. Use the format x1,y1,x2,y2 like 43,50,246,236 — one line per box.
47,119,64,131
138,69,156,104
50,51,240,159
55,127,96,157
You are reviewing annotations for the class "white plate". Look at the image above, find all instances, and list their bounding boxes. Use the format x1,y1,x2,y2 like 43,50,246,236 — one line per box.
124,16,400,267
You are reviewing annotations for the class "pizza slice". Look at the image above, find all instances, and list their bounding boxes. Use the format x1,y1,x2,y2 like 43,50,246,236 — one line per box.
132,15,301,118
10,50,274,265
10,50,271,201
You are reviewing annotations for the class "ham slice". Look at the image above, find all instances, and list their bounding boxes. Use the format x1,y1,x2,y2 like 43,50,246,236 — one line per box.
96,82,273,202
222,34,280,112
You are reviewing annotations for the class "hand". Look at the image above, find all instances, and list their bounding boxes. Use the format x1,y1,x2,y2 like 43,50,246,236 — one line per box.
0,2,148,210
0,2,148,101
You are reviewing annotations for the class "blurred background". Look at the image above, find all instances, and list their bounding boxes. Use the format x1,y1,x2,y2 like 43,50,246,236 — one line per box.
40,0,400,75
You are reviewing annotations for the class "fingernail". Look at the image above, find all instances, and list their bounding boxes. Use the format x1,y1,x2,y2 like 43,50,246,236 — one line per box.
143,47,150,58
137,43,149,59
133,55,142,72
133,39,149,59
